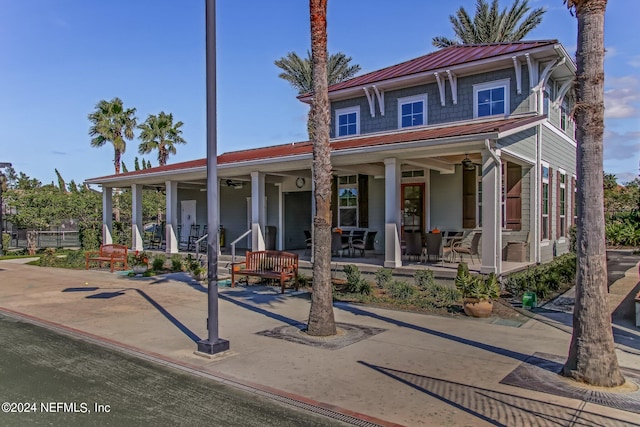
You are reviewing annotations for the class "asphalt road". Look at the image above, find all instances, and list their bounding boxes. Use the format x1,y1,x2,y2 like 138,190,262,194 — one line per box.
0,315,347,427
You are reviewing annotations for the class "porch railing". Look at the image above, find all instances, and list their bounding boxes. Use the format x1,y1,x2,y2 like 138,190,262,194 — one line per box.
230,229,252,264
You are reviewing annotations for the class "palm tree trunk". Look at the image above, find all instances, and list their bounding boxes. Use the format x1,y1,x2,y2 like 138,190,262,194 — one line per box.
159,146,167,167
114,149,121,174
307,0,336,337
562,0,624,387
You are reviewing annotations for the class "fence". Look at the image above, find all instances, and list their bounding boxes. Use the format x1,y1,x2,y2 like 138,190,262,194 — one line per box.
9,229,80,250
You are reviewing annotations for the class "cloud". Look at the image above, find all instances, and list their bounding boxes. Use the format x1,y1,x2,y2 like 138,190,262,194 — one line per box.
628,56,640,68
604,76,640,118
604,46,617,59
51,151,68,155
615,172,639,185
603,130,640,161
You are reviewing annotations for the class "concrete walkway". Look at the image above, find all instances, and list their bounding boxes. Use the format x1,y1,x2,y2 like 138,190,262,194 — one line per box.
0,257,639,426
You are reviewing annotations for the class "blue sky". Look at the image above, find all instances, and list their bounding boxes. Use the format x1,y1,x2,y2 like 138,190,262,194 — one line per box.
1,0,638,185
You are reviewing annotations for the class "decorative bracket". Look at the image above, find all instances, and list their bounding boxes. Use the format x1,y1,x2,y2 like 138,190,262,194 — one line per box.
525,53,538,90
446,70,458,105
373,85,385,116
553,79,573,108
363,87,376,118
512,56,522,95
536,57,565,91
434,72,446,106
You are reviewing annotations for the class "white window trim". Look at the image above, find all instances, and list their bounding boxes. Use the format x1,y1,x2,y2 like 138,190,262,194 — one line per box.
473,78,510,118
541,161,550,242
559,170,566,238
337,174,358,228
397,94,428,129
335,106,360,137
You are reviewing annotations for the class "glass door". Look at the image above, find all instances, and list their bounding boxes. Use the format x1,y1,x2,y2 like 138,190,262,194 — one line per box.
401,183,424,234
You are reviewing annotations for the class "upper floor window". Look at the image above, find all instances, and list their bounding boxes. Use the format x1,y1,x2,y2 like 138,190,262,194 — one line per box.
473,79,510,118
559,171,567,237
335,106,360,137
543,82,552,116
397,94,427,128
560,99,569,132
541,163,550,240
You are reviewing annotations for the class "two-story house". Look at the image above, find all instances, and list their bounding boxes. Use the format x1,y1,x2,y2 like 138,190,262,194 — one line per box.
86,39,577,275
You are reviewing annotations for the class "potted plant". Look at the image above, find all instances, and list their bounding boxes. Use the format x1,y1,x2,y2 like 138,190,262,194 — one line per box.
132,251,150,274
186,254,207,281
455,262,500,318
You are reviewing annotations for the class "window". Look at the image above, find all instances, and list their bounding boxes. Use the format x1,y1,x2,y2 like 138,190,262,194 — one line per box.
398,94,427,128
338,175,358,227
473,79,509,118
559,172,566,237
573,176,578,226
560,99,569,132
541,164,549,240
335,106,360,137
543,82,552,116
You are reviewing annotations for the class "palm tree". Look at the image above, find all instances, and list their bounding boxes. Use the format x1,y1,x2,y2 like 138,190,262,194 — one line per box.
88,97,137,174
432,0,545,48
137,112,186,167
561,0,624,387
306,0,336,337
276,50,360,139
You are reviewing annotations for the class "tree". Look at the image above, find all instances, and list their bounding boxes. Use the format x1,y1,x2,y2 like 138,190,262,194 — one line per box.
561,0,625,387
137,112,186,167
54,169,68,193
306,0,336,337
275,50,360,139
146,160,152,169
432,0,545,48
134,157,141,171
122,162,129,173
88,97,137,174
4,166,17,189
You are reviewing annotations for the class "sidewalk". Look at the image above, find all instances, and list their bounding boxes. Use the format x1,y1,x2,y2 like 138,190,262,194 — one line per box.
0,258,639,426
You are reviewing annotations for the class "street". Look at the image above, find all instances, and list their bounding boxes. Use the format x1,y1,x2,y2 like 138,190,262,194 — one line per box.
0,314,347,427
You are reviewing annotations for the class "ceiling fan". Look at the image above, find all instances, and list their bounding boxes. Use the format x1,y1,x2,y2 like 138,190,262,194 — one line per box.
225,179,243,189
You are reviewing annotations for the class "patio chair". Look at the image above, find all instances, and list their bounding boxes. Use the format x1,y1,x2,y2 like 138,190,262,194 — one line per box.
187,224,200,251
304,230,312,255
352,230,377,257
424,233,443,263
452,232,482,264
403,231,422,262
331,232,349,257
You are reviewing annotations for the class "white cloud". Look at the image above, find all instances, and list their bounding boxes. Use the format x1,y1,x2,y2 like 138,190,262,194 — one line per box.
603,130,640,161
604,76,640,118
605,46,617,59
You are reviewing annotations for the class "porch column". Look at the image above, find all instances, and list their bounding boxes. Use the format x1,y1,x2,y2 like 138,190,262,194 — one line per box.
131,184,144,252
102,186,113,245
165,181,179,254
384,158,402,268
251,171,265,251
480,149,502,274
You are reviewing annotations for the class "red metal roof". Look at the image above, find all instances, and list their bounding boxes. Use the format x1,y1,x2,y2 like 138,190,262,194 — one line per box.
299,40,558,97
87,115,543,182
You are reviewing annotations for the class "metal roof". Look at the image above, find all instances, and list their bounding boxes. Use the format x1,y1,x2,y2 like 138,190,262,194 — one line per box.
85,115,544,185
299,40,560,99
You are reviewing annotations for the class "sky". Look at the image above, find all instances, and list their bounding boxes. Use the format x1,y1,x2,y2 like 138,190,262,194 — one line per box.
1,0,638,186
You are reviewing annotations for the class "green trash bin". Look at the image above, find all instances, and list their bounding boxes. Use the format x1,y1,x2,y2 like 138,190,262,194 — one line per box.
522,292,537,309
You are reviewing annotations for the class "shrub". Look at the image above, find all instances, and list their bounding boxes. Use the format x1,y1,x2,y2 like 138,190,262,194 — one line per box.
419,281,461,308
170,254,183,272
343,264,372,295
414,269,435,290
64,250,86,268
503,253,576,300
374,268,392,288
297,272,310,288
386,280,417,300
79,221,101,250
152,254,166,271
39,248,57,267
2,233,11,252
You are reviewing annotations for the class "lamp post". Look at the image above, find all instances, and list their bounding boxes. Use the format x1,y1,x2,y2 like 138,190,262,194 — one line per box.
0,162,12,257
197,0,229,355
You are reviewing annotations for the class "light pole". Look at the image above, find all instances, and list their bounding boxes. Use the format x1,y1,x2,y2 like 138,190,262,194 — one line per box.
197,0,229,355
0,162,12,257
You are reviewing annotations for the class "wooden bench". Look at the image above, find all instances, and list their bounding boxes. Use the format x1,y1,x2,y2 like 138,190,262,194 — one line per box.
231,250,299,294
85,244,129,272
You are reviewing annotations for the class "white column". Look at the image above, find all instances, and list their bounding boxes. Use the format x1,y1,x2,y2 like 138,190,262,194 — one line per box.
102,187,113,245
277,183,283,250
131,184,144,252
251,171,265,251
480,150,502,274
384,158,402,268
165,181,178,254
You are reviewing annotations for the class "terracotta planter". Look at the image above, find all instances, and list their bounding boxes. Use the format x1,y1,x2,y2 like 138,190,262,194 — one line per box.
463,298,493,318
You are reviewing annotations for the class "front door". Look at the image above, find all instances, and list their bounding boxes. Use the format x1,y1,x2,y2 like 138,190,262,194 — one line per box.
181,200,196,245
401,183,424,234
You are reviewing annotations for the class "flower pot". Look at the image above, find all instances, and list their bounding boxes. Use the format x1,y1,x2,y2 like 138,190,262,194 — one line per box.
191,271,207,281
132,265,148,274
463,298,493,318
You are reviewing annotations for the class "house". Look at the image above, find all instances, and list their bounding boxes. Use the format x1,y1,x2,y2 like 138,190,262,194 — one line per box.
85,40,577,275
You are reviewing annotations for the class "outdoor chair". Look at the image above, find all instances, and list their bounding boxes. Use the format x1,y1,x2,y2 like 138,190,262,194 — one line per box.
403,231,422,262
452,232,482,264
187,224,200,251
351,230,377,257
331,232,349,257
424,232,443,263
304,230,312,255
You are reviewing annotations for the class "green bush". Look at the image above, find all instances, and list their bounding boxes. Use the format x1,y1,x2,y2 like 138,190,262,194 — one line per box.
64,250,86,268
2,233,11,251
39,248,57,267
414,269,435,290
79,221,101,250
386,280,417,300
297,272,310,288
343,264,372,295
170,254,183,272
419,281,461,307
374,268,393,288
503,253,576,300
152,254,166,271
